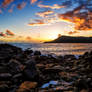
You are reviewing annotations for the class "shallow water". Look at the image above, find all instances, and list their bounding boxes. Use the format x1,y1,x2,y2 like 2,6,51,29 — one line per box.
9,43,92,55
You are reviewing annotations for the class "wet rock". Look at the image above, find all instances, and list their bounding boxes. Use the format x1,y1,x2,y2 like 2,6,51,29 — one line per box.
16,81,37,92
34,51,41,55
41,80,58,88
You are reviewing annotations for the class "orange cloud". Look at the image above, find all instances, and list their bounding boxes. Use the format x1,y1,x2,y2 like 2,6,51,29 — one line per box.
2,0,14,7
68,31,79,35
38,3,65,9
30,0,37,4
36,10,54,18
17,2,26,10
58,5,92,30
26,36,31,40
6,30,15,36
28,19,47,26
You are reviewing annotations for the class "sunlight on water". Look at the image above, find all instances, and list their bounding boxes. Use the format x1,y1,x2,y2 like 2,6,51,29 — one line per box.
10,43,92,55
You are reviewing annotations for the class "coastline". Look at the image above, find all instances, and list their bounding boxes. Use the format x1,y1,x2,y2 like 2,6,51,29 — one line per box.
0,43,92,92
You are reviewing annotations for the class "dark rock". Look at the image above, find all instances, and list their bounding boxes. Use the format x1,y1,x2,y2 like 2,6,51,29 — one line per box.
0,84,9,92
34,51,41,55
64,55,76,60
75,79,88,91
24,49,33,55
0,44,22,64
23,60,39,81
8,59,24,75
0,73,12,80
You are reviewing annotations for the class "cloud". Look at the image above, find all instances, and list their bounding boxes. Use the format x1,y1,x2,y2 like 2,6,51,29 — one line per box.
8,4,15,13
68,31,79,35
28,19,47,26
0,32,6,37
58,5,92,30
0,9,2,14
2,0,14,7
38,3,65,9
17,2,27,10
30,0,37,4
36,10,54,18
5,30,15,36
26,36,31,40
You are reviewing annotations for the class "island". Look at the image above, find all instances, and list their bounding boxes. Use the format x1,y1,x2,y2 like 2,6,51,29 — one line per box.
45,36,92,43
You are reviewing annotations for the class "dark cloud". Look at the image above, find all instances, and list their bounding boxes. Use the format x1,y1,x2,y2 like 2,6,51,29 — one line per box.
0,32,6,37
6,30,15,36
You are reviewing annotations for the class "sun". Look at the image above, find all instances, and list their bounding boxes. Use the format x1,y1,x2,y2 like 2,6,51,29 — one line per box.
47,31,61,41
49,34,58,40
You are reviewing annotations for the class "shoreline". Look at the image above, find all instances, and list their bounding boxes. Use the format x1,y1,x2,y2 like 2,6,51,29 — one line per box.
0,43,92,92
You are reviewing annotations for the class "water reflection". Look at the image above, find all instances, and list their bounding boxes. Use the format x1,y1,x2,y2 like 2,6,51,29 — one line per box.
11,43,92,55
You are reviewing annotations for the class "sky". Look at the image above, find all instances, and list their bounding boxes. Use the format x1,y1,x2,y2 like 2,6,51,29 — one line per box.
0,0,92,42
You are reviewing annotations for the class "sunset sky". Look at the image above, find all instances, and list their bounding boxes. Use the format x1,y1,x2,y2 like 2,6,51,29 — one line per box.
0,0,92,42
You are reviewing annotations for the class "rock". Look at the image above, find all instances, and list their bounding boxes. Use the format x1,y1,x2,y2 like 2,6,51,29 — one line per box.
24,49,33,55
16,81,37,92
34,51,41,55
64,55,76,60
80,89,88,92
75,79,88,92
8,59,24,74
0,44,22,64
83,52,89,57
0,66,12,80
43,67,62,74
41,80,58,88
23,60,39,81
0,84,9,92
36,64,45,70
0,73,12,80
12,73,23,84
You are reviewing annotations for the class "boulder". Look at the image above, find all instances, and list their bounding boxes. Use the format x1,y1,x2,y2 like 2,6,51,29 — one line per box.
34,51,41,56
16,81,37,92
23,60,39,81
0,44,22,64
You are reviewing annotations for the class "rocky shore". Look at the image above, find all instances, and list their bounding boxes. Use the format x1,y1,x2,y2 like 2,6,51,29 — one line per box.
0,44,92,92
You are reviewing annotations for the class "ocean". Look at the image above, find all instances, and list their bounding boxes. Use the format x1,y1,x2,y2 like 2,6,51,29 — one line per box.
8,43,92,56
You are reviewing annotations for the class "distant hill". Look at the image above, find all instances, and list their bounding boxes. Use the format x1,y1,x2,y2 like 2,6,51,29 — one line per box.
44,36,92,43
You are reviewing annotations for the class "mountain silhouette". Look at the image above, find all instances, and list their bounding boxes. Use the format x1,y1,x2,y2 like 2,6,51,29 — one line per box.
45,36,92,43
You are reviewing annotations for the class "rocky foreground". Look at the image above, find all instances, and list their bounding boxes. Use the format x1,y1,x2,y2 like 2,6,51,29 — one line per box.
0,44,92,92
